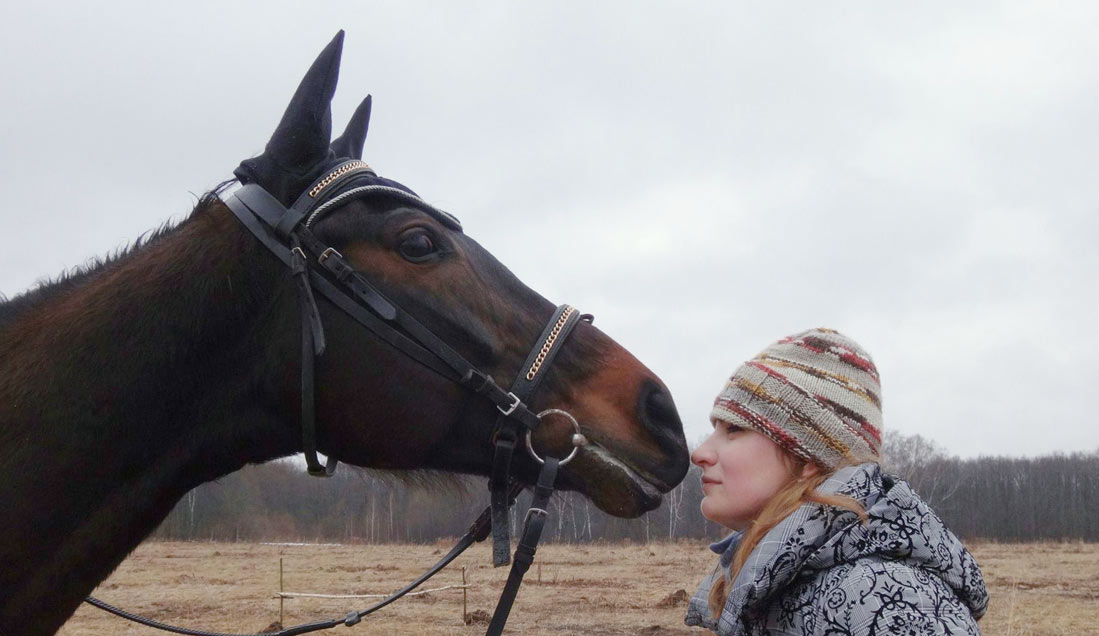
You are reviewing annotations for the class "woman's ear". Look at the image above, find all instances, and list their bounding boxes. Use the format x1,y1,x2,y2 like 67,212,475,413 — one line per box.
800,462,822,479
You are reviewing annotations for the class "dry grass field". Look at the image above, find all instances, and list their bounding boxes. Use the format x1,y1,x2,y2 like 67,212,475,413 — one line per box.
59,540,1097,635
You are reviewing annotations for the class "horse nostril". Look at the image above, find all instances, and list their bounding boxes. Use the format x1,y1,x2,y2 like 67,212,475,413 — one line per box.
638,382,689,488
641,383,683,435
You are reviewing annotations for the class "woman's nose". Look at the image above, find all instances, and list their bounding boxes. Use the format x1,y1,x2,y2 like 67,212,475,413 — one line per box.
691,435,714,467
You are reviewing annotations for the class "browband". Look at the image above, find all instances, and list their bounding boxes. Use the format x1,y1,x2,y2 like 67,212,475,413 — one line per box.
239,160,462,242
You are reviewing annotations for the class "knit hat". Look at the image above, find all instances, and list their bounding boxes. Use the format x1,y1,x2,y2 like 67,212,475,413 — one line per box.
711,328,882,470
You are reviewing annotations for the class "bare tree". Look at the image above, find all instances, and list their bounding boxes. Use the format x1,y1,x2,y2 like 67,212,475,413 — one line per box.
666,481,685,539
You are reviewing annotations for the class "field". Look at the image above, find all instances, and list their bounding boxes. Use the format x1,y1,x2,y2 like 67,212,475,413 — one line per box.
60,540,1097,635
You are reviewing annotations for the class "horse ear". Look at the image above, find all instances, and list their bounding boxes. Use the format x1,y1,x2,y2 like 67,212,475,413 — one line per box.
331,95,372,160
234,31,345,205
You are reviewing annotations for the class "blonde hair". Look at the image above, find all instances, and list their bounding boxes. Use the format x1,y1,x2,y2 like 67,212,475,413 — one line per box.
707,456,869,619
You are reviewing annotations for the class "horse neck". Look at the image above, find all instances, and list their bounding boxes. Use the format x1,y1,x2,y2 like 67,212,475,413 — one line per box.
0,198,301,633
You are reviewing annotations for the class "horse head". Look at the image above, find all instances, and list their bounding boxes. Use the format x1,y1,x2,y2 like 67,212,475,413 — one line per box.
237,32,688,517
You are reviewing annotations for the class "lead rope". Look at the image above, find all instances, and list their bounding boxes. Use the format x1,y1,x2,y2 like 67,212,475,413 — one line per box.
84,477,549,636
83,483,523,636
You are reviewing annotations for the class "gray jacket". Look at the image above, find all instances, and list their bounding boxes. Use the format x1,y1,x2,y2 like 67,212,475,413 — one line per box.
685,463,988,635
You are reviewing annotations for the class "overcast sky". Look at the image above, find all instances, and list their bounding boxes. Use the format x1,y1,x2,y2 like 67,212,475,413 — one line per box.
2,2,1096,458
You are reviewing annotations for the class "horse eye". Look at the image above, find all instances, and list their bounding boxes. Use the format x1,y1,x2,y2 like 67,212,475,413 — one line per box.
397,231,437,261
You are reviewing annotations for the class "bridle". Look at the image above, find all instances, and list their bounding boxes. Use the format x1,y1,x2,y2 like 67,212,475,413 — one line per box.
84,160,591,636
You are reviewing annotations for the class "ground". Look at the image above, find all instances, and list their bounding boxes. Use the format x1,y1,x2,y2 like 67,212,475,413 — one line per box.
60,540,1098,635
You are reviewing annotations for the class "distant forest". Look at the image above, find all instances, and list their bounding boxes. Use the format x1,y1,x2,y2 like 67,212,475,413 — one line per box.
153,433,1099,543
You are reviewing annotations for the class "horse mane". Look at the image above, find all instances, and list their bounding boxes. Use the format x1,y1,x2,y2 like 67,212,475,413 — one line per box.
0,183,234,330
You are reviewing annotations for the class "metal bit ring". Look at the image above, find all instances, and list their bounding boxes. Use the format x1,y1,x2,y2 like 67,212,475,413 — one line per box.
526,409,586,467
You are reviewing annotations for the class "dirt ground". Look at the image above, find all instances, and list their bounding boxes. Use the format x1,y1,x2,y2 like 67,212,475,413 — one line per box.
59,540,1098,635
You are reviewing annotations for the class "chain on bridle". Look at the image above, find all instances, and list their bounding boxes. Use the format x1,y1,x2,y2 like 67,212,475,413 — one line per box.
84,160,592,636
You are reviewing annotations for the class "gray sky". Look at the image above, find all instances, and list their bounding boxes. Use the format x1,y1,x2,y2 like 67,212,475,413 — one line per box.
2,2,1096,458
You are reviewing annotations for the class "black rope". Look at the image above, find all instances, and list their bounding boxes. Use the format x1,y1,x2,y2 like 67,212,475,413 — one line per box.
84,595,339,636
83,484,523,635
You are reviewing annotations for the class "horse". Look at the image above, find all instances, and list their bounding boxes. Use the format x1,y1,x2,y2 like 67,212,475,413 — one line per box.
0,32,689,636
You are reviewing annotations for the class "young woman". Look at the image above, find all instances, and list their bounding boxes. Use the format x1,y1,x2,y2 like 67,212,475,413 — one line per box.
685,328,988,636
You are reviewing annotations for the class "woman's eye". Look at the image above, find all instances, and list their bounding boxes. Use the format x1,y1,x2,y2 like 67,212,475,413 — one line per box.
397,231,437,261
711,420,741,436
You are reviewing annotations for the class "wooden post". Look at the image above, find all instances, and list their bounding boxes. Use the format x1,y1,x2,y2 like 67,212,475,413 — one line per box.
279,557,284,626
461,566,467,620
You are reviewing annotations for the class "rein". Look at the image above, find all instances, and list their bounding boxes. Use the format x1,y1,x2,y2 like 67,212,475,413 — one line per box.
83,161,588,636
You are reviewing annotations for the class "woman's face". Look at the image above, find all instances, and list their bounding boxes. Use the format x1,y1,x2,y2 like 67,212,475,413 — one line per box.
691,421,796,531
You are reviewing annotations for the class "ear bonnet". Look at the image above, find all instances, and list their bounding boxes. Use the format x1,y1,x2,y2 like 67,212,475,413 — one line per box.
232,30,460,233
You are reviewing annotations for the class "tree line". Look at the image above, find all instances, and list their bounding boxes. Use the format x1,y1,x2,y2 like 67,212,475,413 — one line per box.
154,433,1099,543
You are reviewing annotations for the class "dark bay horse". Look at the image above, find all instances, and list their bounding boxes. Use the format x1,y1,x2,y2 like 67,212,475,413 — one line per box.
0,32,689,635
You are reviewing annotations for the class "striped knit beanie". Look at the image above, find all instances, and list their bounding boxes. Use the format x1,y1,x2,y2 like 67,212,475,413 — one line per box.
711,328,882,470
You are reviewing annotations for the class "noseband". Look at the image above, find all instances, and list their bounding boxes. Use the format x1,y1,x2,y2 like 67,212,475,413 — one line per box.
85,161,589,636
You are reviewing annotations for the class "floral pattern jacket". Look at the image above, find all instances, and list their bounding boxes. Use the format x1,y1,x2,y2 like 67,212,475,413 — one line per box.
685,463,988,635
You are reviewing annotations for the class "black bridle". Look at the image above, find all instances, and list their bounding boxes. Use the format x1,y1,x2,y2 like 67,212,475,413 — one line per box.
84,161,589,636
